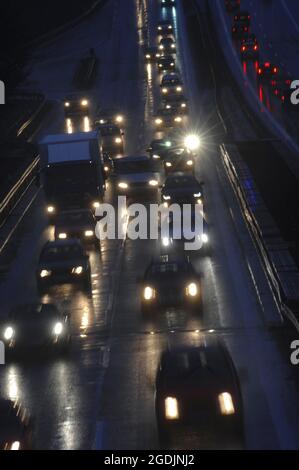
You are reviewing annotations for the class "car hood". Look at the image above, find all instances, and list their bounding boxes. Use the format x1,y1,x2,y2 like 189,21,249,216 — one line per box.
116,172,161,184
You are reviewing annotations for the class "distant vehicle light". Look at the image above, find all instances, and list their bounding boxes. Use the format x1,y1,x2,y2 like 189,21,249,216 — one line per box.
93,201,100,208
47,206,55,214
115,137,122,144
155,118,163,125
40,269,51,278
4,326,14,341
165,162,172,167
146,54,151,59
149,180,158,187
163,195,171,200
186,159,193,166
64,102,70,107
81,99,88,106
184,134,201,151
174,116,182,123
72,266,83,275
176,86,182,92
104,166,109,172
118,182,128,189
193,192,202,198
162,237,170,247
186,282,198,297
116,115,124,123
10,441,21,451
153,154,160,159
144,286,155,300
85,230,94,237
58,233,67,240
202,233,209,244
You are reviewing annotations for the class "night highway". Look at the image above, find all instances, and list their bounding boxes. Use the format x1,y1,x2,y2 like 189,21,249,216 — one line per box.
0,0,299,458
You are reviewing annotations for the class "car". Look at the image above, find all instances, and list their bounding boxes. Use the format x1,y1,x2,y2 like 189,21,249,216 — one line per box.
113,155,163,197
157,55,176,73
36,239,91,291
2,303,71,355
144,46,161,63
140,255,202,314
232,21,249,39
0,399,32,450
163,149,195,175
161,73,183,96
225,0,240,12
154,107,185,129
95,123,124,157
162,172,204,205
54,209,97,245
161,0,176,7
155,338,244,445
95,107,125,125
164,95,188,114
240,35,259,60
146,139,174,160
157,20,174,35
257,62,279,82
63,94,90,118
159,37,176,55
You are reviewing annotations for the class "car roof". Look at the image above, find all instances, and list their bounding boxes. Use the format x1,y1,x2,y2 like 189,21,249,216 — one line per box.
159,338,236,387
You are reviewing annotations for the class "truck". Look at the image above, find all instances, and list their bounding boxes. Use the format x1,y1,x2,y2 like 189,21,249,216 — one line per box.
39,131,105,217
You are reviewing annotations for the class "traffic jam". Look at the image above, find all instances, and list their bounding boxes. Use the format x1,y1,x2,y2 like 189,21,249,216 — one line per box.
0,0,299,457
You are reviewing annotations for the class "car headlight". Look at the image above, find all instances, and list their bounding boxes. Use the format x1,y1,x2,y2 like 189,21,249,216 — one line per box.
155,118,163,125
81,99,88,106
149,180,158,187
162,237,170,247
181,103,187,108
153,154,160,159
72,266,83,275
104,165,109,172
4,326,14,341
47,205,55,214
115,115,124,123
170,62,174,66
165,397,179,420
53,322,63,336
176,86,182,92
202,233,209,244
184,134,201,151
40,269,51,278
168,25,172,30
58,233,67,240
158,26,162,31
64,102,70,107
186,160,193,166
186,282,198,297
166,104,171,109
118,182,128,189
158,64,163,68
218,392,235,415
146,54,151,59
165,162,172,167
171,44,175,49
85,230,94,237
175,116,182,123
159,45,164,50
162,88,168,94
115,137,122,144
93,202,101,209
10,441,21,450
193,192,202,198
144,286,155,301
163,195,171,200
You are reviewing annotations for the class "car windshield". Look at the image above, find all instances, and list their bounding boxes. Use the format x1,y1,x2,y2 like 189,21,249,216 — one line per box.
114,159,160,174
166,176,196,188
56,211,94,226
10,304,58,320
100,126,120,136
149,262,189,274
42,244,84,261
163,77,180,85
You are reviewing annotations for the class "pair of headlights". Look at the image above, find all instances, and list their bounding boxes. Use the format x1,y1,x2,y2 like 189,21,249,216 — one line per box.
40,266,83,278
164,392,235,420
118,180,158,189
3,322,64,341
143,283,199,300
57,231,94,240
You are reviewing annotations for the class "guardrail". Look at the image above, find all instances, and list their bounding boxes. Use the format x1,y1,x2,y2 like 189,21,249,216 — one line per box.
0,156,40,229
220,144,299,331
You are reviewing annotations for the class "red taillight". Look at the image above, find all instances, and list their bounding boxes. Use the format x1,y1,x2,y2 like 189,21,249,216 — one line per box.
241,45,246,51
233,27,236,32
285,79,291,85
274,89,279,96
265,62,270,67
281,95,285,102
254,44,258,51
258,68,262,75
273,67,278,73
244,26,248,31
